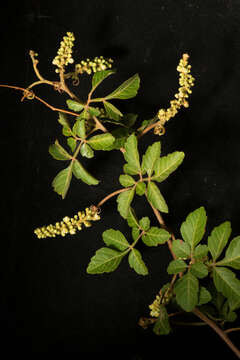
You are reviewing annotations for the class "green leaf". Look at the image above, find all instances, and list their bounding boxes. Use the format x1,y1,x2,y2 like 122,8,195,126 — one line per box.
102,229,130,251
88,133,115,150
141,142,161,177
208,221,231,261
58,112,70,128
213,267,240,311
193,244,209,260
147,181,168,213
72,118,86,138
190,263,208,279
123,134,141,175
67,137,76,153
103,101,123,121
174,273,199,312
92,70,115,89
139,217,150,231
172,240,191,259
66,99,85,112
105,73,140,100
198,287,212,306
180,207,207,250
153,306,171,335
87,247,125,274
128,248,148,275
119,174,135,187
142,227,170,247
132,227,140,241
127,208,139,228
135,182,146,196
80,143,94,158
62,126,72,137
152,151,185,182
167,259,188,275
87,106,101,117
49,140,72,161
72,159,99,185
216,236,240,270
117,187,135,219
52,164,73,199
103,128,130,151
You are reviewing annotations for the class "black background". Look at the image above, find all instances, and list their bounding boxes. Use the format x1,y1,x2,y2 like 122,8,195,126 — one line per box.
1,0,240,358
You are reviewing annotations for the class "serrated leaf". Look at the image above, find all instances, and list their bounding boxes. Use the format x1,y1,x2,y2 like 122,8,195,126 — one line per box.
193,244,209,260
213,267,240,311
119,174,135,187
88,133,115,150
139,217,150,231
105,73,140,100
92,69,115,89
117,187,135,219
67,137,76,153
147,181,168,213
128,248,148,275
123,134,141,175
49,140,72,161
216,236,240,270
58,112,70,128
174,273,199,312
103,100,123,121
167,259,188,274
152,151,185,182
208,221,231,261
72,159,99,185
198,287,212,306
127,208,139,228
52,164,73,199
66,99,85,112
87,247,125,274
72,118,86,138
190,263,208,279
80,143,94,158
180,207,207,250
153,306,171,335
172,240,191,259
142,227,170,247
102,229,130,251
135,182,146,196
141,142,161,177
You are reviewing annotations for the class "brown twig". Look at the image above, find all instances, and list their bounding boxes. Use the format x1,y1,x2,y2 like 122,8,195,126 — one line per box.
97,187,131,208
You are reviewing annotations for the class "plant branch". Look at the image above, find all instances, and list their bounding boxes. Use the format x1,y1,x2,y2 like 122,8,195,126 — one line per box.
97,187,131,208
193,308,240,358
0,84,80,117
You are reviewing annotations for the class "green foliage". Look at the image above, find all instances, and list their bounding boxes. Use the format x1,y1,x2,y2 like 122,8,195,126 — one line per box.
66,99,85,112
153,306,171,335
117,188,135,219
128,248,148,275
119,174,135,187
135,182,146,196
216,236,240,269
102,229,130,251
72,159,99,185
174,273,199,312
167,259,188,274
142,227,170,246
87,247,125,274
87,133,115,150
213,267,240,311
49,140,72,160
80,143,94,158
180,207,207,250
103,101,123,121
104,73,140,100
147,181,168,213
91,69,115,89
123,134,141,174
52,164,73,199
208,221,231,261
141,142,161,176
171,240,191,259
152,152,185,183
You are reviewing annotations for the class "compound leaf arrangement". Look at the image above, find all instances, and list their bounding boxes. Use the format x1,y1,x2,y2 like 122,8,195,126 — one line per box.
2,32,240,358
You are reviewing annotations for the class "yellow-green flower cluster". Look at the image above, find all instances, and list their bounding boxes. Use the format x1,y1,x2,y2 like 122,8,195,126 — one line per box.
149,295,161,317
155,53,194,135
34,206,100,239
75,56,113,75
52,32,75,73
